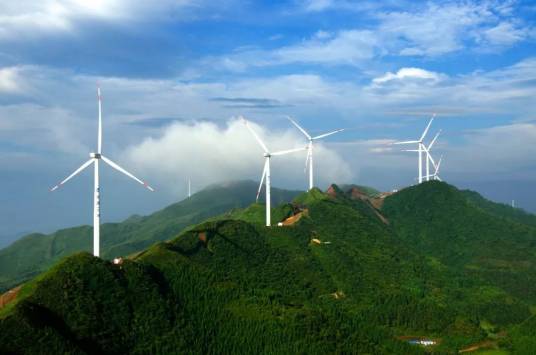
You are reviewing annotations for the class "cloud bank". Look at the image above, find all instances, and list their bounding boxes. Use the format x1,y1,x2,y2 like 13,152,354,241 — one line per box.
123,118,353,195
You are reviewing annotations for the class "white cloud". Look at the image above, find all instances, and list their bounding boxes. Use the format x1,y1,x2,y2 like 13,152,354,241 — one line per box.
372,68,443,84
303,0,334,12
377,1,532,56
0,67,24,93
479,21,529,47
364,58,536,112
0,0,202,39
0,0,125,38
203,1,533,73
123,118,353,194
275,29,380,65
214,29,380,70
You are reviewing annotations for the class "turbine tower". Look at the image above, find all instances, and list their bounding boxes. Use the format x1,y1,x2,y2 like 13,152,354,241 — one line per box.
287,116,344,191
393,114,435,183
242,117,306,226
188,178,191,198
50,87,154,257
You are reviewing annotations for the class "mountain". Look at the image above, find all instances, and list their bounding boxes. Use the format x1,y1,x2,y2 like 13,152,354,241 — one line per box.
1,181,535,353
0,180,301,292
382,181,536,305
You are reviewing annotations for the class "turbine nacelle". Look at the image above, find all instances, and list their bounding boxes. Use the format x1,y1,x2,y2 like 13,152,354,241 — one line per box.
90,153,102,159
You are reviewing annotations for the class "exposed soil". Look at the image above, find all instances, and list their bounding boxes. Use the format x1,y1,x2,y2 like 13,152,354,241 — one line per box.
198,232,208,245
459,340,497,353
0,285,22,310
281,209,308,226
326,185,339,198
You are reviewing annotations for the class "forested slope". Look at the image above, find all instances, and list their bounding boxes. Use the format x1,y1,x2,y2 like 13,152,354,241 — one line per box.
2,182,535,353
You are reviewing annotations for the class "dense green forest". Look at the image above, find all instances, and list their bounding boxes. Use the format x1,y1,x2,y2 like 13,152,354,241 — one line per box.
1,181,535,353
0,181,300,292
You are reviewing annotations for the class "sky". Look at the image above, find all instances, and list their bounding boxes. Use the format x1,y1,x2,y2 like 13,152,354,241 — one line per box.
0,0,535,246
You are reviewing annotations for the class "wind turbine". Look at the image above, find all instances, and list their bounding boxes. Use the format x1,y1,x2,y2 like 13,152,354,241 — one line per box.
242,117,306,226
50,87,154,257
404,130,441,182
287,116,344,191
393,114,435,183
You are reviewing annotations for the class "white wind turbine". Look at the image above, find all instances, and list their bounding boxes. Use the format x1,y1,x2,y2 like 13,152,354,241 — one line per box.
393,114,435,184
50,88,154,257
287,116,344,191
242,117,306,226
404,130,441,182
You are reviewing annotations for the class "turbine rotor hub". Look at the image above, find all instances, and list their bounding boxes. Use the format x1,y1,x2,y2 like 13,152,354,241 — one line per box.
90,153,102,159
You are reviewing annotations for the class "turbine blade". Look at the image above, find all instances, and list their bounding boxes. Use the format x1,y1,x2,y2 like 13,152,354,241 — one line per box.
101,155,154,191
271,146,307,156
287,116,311,140
313,128,344,140
428,153,437,170
419,114,436,142
50,159,94,191
241,117,269,153
256,159,268,202
402,149,420,152
97,86,103,154
427,130,441,150
392,140,419,145
436,155,443,172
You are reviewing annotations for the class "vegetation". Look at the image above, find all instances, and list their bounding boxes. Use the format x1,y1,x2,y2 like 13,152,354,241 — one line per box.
461,189,536,227
0,180,301,292
1,181,536,353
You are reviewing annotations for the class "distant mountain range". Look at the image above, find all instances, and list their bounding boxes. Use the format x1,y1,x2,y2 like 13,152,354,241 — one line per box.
1,180,536,353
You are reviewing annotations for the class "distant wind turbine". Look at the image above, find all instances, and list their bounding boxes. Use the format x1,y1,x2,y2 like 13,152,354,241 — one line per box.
287,116,344,191
50,87,154,257
188,178,191,198
393,114,435,184
404,129,441,182
242,117,306,226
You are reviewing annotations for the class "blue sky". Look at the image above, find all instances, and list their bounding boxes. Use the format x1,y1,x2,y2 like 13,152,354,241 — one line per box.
0,0,535,245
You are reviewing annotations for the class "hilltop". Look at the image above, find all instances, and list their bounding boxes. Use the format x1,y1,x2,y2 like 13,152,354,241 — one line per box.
0,180,301,292
1,181,536,353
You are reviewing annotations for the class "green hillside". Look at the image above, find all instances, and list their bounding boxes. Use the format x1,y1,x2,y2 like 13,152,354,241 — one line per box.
1,181,535,353
382,181,536,305
338,183,382,198
461,189,536,227
0,180,300,292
